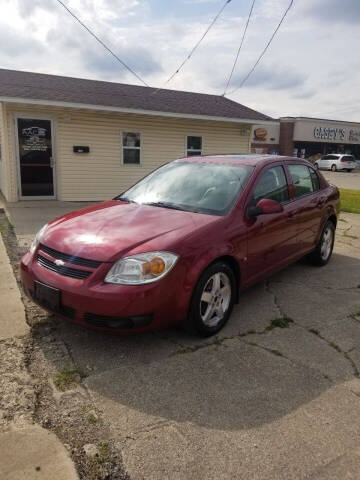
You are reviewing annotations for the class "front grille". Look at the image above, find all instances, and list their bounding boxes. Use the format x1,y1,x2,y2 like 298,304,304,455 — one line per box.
84,312,153,329
39,244,102,269
37,254,92,280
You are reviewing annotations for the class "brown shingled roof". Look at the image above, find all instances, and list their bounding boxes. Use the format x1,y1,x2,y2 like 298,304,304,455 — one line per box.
0,68,273,122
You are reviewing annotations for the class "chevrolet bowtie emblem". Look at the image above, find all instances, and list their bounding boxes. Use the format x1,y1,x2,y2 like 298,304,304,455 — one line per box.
54,259,65,267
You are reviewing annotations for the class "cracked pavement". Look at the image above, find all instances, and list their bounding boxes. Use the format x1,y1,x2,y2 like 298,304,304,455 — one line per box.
32,211,359,480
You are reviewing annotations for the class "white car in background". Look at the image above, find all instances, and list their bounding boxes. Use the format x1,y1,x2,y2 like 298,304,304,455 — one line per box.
314,154,356,172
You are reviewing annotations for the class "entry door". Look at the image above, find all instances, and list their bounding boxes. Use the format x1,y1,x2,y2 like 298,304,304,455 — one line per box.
17,118,55,198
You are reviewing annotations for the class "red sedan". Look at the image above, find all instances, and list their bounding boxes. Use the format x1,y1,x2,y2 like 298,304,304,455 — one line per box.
20,155,340,336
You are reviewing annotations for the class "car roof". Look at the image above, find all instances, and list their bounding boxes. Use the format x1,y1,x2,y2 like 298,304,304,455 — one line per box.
323,153,354,157
176,154,304,167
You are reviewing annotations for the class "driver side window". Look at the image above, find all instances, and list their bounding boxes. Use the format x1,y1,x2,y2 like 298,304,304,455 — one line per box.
252,166,290,206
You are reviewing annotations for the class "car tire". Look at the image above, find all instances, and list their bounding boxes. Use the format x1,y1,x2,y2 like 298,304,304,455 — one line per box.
347,169,353,172
314,163,319,170
184,262,236,337
331,164,337,172
307,220,335,266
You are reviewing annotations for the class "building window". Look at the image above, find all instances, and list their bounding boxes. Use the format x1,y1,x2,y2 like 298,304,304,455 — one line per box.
187,136,202,157
123,132,141,165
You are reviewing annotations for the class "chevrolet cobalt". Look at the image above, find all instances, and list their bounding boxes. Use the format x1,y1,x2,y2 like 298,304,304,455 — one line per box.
21,155,340,336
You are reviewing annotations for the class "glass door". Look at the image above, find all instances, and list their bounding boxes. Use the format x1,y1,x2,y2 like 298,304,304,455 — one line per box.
17,118,55,198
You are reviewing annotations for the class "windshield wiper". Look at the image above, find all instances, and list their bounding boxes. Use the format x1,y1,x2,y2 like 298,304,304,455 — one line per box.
118,196,137,204
143,201,185,211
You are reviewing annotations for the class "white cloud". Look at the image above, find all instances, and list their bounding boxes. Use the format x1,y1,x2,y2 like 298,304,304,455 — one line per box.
0,0,358,121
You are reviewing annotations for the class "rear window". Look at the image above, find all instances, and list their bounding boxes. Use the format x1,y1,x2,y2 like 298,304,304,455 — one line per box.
342,155,354,161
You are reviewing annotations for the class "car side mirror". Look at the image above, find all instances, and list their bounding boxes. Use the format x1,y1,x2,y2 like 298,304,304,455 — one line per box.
247,198,283,219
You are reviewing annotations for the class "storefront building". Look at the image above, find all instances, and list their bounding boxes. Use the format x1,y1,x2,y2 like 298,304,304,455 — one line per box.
251,117,360,161
279,117,360,160
0,68,275,202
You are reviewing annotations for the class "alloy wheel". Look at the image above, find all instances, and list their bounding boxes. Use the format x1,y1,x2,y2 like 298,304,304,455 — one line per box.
200,272,231,328
321,226,333,261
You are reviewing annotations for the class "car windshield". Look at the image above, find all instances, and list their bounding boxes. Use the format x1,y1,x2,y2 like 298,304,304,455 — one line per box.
117,161,254,215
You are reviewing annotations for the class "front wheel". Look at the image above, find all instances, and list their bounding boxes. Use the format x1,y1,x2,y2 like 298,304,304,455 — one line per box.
184,262,236,336
314,163,319,170
331,164,337,172
307,220,335,266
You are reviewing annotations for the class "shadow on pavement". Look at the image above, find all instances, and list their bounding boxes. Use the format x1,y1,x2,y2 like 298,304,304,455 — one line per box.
37,249,360,432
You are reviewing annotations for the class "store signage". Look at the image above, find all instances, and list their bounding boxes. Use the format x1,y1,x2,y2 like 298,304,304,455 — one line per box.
314,126,345,141
349,129,360,142
314,126,360,143
254,128,267,141
21,125,48,152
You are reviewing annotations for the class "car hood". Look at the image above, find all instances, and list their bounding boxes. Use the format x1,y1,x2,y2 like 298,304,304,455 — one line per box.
41,200,219,262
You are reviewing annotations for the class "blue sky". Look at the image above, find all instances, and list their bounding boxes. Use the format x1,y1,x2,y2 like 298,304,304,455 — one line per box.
0,0,359,121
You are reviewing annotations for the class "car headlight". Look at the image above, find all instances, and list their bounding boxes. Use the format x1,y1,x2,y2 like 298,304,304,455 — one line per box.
29,224,48,255
104,251,179,285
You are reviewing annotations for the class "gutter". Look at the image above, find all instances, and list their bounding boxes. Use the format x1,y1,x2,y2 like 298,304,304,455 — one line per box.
0,96,279,125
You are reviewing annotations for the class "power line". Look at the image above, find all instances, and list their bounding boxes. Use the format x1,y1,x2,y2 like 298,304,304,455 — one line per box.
222,0,256,96
226,0,294,96
152,0,232,95
54,0,150,87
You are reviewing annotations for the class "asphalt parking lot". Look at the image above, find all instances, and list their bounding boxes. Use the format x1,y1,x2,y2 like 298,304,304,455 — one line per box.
1,172,360,479
37,212,360,479
322,169,360,190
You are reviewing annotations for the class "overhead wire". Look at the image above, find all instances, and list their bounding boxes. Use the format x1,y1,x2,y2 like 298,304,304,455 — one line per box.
226,0,294,96
152,0,232,95
222,0,256,96
54,0,150,87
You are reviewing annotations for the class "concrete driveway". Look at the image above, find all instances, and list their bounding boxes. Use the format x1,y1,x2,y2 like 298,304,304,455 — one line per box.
2,193,360,478
35,212,360,480
0,197,96,247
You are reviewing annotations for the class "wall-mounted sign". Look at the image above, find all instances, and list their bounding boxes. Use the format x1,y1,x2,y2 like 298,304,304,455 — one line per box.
314,126,345,141
349,129,360,142
314,126,360,143
251,124,279,144
254,128,267,141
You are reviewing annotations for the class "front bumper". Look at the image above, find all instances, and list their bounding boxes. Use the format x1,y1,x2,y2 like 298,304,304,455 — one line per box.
20,251,190,334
